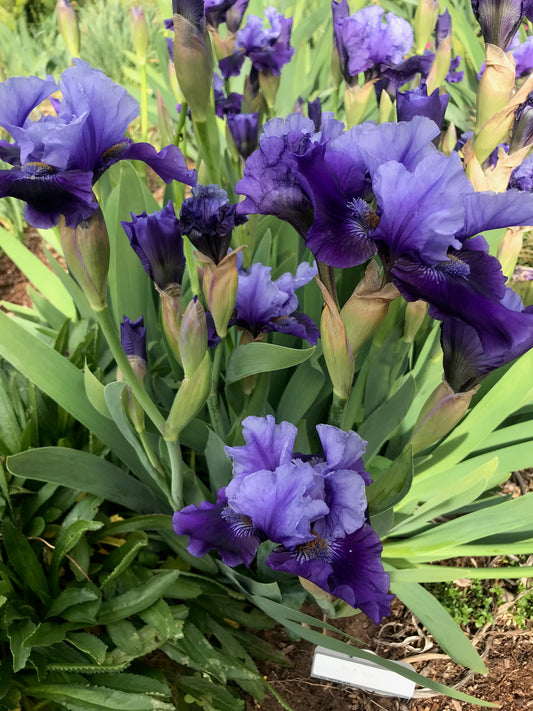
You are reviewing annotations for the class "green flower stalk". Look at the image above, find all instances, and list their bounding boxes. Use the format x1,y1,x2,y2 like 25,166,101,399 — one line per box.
131,6,149,142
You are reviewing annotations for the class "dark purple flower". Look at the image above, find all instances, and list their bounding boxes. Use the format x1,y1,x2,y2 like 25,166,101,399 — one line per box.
376,53,434,99
205,0,249,32
471,0,530,50
267,524,393,624
233,261,319,343
307,98,322,132
235,112,343,238
332,4,413,83
441,288,533,393
122,201,186,290
509,155,533,191
227,111,259,159
173,487,262,567
225,414,297,478
120,315,147,361
234,8,295,76
396,85,449,130
510,91,533,152
446,55,464,83
213,73,243,117
179,184,247,264
0,60,196,229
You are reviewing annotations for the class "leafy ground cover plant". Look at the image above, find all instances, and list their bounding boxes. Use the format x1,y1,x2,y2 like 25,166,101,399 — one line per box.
0,0,532,708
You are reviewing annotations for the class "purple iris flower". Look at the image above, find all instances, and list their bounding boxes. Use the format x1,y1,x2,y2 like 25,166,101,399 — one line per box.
0,60,196,229
307,98,322,132
235,112,344,239
332,3,413,83
509,155,533,191
446,55,464,83
219,7,294,78
179,184,247,264
513,35,533,77
510,92,533,151
396,85,449,130
120,315,147,361
226,112,259,159
213,73,243,117
174,416,392,623
375,53,434,99
233,261,319,343
441,287,533,393
471,0,531,50
205,0,249,32
122,201,186,291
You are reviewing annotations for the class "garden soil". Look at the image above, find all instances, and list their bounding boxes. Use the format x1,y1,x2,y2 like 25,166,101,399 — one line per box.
1,231,532,711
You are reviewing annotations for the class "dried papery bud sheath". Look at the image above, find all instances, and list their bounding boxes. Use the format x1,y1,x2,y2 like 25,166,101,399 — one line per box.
59,208,110,311
157,90,175,147
403,300,428,343
57,0,80,57
258,71,280,111
409,378,478,453
340,261,399,356
413,0,439,54
473,44,516,162
497,226,527,278
317,277,354,401
440,121,457,156
344,81,376,128
173,0,213,121
130,5,149,65
201,247,244,338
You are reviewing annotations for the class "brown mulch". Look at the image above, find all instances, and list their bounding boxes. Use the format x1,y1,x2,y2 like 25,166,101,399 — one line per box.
2,231,532,711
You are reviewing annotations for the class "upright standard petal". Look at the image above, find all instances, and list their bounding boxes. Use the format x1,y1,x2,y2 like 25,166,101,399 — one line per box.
224,414,297,478
0,75,57,135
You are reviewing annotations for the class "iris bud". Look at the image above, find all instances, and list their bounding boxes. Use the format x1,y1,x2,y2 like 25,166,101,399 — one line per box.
344,81,377,128
159,285,184,365
59,208,110,312
57,0,80,57
403,300,428,344
164,351,211,440
410,379,478,453
180,297,208,378
497,226,526,279
317,278,354,401
258,71,280,111
426,11,452,93
510,92,533,152
341,261,399,356
472,0,528,51
173,0,213,121
157,90,174,148
130,5,149,65
201,248,243,338
118,316,147,433
413,0,439,54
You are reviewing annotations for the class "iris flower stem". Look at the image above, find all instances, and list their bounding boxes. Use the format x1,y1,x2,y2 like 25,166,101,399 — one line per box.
167,438,184,509
96,307,166,434
207,341,226,440
175,101,188,145
193,118,219,183
140,62,148,143
138,428,164,473
328,392,348,429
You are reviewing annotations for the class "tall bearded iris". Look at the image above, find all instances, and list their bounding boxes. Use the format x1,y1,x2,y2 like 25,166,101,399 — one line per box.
0,60,196,228
174,416,393,623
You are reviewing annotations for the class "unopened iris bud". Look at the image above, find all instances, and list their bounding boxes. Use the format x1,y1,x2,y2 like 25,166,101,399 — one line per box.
157,90,175,147
341,261,399,356
471,0,528,51
258,71,280,111
440,121,457,155
130,6,149,65
497,226,526,278
57,0,80,57
202,248,244,338
118,316,147,432
180,297,208,378
413,0,439,54
59,207,109,311
173,0,213,121
510,92,533,152
160,285,184,364
403,300,428,343
397,85,449,130
317,278,354,401
226,112,259,160
410,379,478,453
345,81,376,128
164,350,211,440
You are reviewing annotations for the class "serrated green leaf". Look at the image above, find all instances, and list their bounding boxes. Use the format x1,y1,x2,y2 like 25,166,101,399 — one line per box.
25,622,66,647
67,632,108,664
21,683,175,710
89,673,171,698
178,676,243,711
49,520,103,589
139,599,184,642
97,570,180,624
7,618,36,672
100,531,148,589
226,343,315,383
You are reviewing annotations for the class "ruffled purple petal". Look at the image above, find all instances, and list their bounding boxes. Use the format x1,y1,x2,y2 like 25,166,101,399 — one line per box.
314,469,367,540
226,462,328,548
458,190,533,241
100,140,197,186
267,311,320,344
173,488,261,567
224,414,297,478
267,525,393,624
316,424,370,483
0,75,57,135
